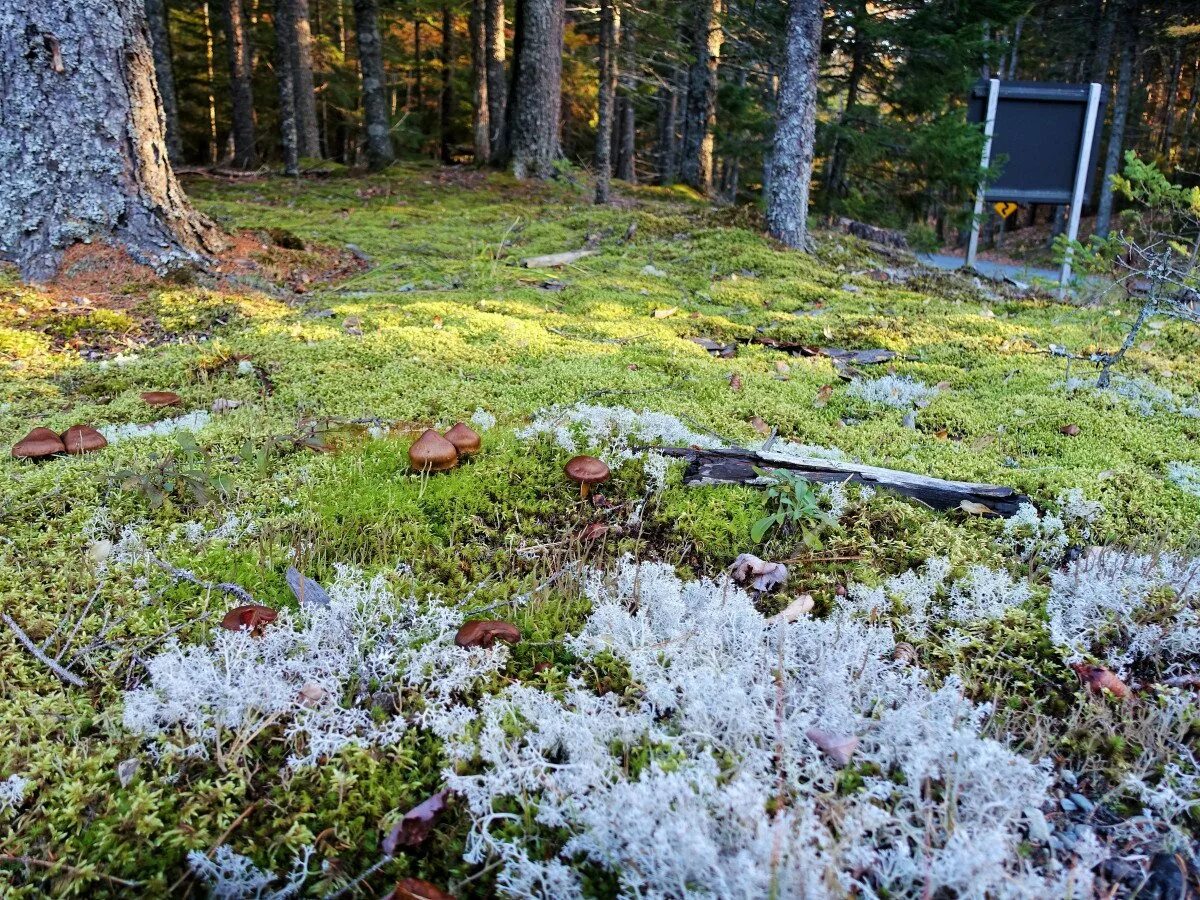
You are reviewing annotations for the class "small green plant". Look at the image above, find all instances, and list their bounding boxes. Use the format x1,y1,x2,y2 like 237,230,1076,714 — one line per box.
115,432,235,511
750,468,837,547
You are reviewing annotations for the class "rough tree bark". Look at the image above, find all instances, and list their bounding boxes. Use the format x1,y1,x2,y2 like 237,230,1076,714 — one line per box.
655,77,678,184
1095,0,1136,238
470,0,491,163
274,0,300,174
614,18,636,183
352,0,394,170
678,0,721,192
485,0,508,164
290,0,322,158
144,0,182,163
0,0,223,281
765,0,823,249
219,0,257,168
440,4,454,163
822,0,866,210
594,0,619,203
510,0,565,179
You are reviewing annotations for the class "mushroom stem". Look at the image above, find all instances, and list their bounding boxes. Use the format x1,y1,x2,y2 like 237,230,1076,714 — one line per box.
580,483,590,500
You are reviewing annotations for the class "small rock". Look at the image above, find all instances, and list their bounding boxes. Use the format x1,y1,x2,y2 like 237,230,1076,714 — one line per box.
641,264,668,277
1024,806,1052,843
117,758,140,787
1059,796,1077,812
1069,793,1094,814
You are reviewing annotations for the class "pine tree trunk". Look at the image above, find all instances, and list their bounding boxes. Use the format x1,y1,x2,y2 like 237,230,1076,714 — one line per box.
352,0,394,170
0,0,223,280
614,17,636,184
290,0,322,158
485,0,508,164
274,0,301,173
594,0,619,203
822,0,866,211
470,0,491,163
1095,1,1136,238
440,4,454,163
655,79,677,184
205,0,219,162
679,0,721,192
144,0,183,163
765,0,823,249
220,0,257,167
510,0,565,179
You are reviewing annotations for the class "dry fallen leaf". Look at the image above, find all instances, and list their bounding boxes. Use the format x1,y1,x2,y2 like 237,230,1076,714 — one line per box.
806,728,859,767
893,642,918,665
383,789,452,853
813,384,834,408
749,416,770,436
1071,662,1129,700
455,620,521,649
652,306,678,319
343,315,363,335
771,593,814,623
728,372,743,392
730,553,788,592
934,429,949,441
971,434,997,450
212,398,242,414
390,876,456,900
1060,423,1081,436
141,391,182,408
959,500,998,516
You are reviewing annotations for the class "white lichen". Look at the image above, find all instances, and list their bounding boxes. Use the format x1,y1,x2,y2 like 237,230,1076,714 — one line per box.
1167,461,1200,498
0,774,29,817
847,375,939,410
188,844,313,899
518,402,722,465
470,408,497,431
99,411,212,445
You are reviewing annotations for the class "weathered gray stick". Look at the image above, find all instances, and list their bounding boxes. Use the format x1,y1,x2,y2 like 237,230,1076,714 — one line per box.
3,613,87,687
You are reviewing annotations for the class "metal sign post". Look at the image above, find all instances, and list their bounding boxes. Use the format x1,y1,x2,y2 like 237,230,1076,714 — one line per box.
1058,82,1103,293
966,78,1000,270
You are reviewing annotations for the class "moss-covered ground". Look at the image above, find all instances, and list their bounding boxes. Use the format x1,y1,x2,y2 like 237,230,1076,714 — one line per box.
2,163,1198,896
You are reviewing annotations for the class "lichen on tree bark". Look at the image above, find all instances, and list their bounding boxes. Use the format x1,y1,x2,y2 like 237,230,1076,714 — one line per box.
0,0,222,281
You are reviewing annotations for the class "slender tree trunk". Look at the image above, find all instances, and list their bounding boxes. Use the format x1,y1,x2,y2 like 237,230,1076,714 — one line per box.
414,19,423,112
144,0,183,163
205,0,219,162
352,0,394,170
679,0,721,192
510,0,565,179
765,0,823,249
1179,61,1200,164
1096,1,1136,238
220,0,257,168
470,0,491,163
0,0,223,280
656,78,677,184
1161,46,1182,155
274,0,300,173
485,0,508,164
290,0,322,158
822,0,866,211
440,4,454,163
1006,15,1023,79
614,17,636,184
594,0,618,202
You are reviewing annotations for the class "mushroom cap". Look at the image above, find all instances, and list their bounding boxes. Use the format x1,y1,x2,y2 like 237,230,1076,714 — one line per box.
11,427,66,459
390,877,456,900
141,390,182,408
220,604,279,634
443,422,482,456
564,455,610,486
409,429,458,472
454,619,521,649
61,424,108,455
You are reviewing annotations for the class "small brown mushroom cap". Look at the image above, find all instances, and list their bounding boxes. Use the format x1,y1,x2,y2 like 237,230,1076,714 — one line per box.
564,455,610,497
455,619,521,649
141,391,182,408
220,604,279,635
390,877,456,900
12,427,65,459
409,429,459,472
61,424,108,455
443,422,482,456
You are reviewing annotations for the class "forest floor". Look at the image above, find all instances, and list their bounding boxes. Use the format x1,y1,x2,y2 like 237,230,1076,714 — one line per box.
2,163,1199,898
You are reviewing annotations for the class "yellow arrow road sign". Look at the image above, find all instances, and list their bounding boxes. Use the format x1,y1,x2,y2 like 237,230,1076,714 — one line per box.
993,201,1018,219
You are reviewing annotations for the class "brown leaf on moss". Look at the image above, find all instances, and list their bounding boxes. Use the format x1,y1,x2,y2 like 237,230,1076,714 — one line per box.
749,416,770,436
455,620,521,649
728,372,743,392
140,391,181,408
1071,662,1129,700
390,877,456,900
813,384,834,408
1060,423,1081,436
220,604,278,636
382,789,451,854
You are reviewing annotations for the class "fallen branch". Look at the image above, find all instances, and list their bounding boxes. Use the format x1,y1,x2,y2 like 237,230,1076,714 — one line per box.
521,249,596,268
2,613,86,687
648,447,1029,518
154,558,258,605
0,854,143,889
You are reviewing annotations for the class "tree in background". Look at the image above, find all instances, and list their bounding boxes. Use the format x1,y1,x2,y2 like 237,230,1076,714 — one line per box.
766,0,823,249
219,0,257,168
354,0,395,170
679,0,722,192
273,0,301,174
145,0,184,162
594,0,619,202
0,0,222,279
510,0,566,178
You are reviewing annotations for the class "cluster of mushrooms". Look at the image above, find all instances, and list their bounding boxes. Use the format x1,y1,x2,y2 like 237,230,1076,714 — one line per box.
9,392,182,460
407,423,482,472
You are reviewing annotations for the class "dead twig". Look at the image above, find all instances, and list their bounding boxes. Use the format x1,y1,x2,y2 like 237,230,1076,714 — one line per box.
2,613,86,687
0,854,143,888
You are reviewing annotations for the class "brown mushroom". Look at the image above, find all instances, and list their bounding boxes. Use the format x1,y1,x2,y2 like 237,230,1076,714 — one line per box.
455,619,521,649
443,422,482,457
220,604,279,635
564,455,610,499
11,427,65,459
141,391,182,408
60,424,108,455
390,878,456,900
408,429,458,472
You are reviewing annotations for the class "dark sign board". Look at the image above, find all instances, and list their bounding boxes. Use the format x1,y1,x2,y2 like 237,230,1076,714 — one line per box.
967,81,1106,205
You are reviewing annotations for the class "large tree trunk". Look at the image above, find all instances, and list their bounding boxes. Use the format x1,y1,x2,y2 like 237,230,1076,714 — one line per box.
352,0,394,169
440,4,454,163
1095,0,1137,239
594,0,619,203
220,0,257,168
470,0,491,163
290,0,322,158
0,0,223,281
144,0,183,163
765,0,823,249
510,0,565,179
274,0,301,174
679,0,721,192
485,0,508,164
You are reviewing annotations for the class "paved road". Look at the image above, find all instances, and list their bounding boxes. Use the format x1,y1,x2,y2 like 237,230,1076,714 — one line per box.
918,252,1060,285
